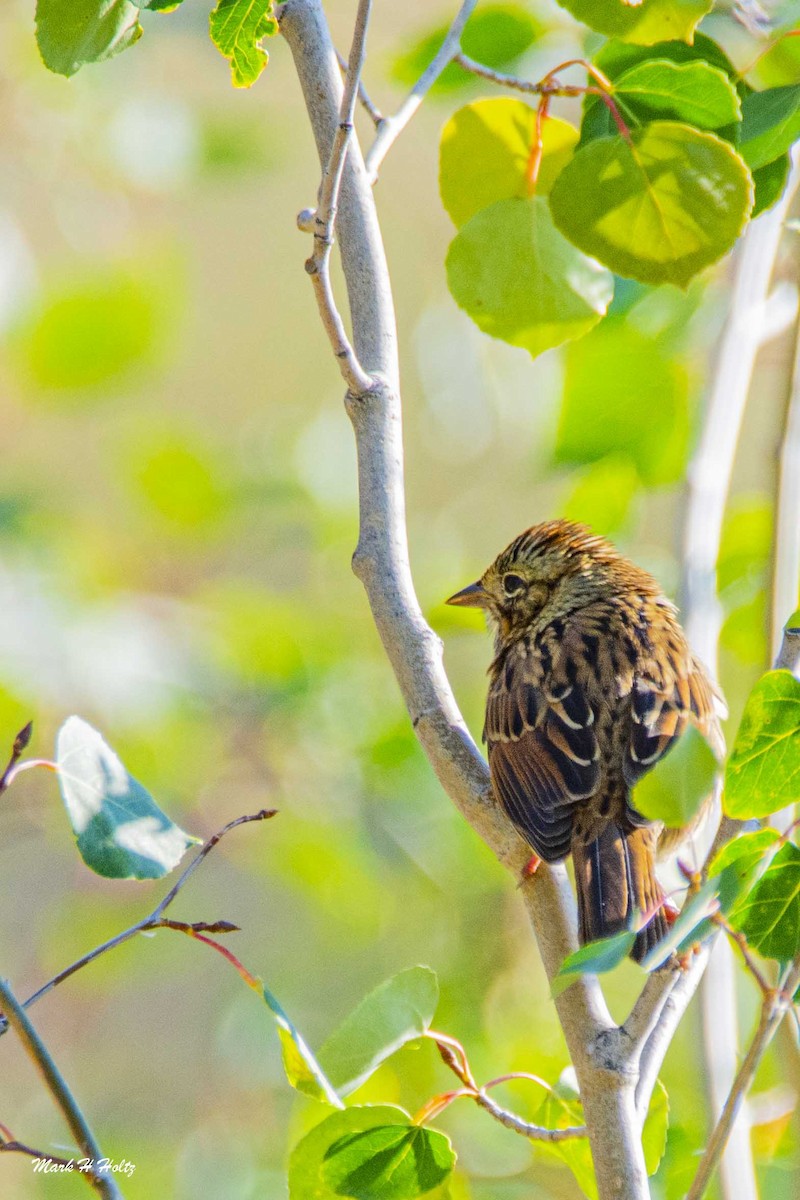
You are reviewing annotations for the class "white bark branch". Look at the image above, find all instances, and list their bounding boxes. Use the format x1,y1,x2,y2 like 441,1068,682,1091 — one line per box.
679,165,800,1200
280,4,652,1197
772,310,800,655
687,953,800,1200
363,0,477,184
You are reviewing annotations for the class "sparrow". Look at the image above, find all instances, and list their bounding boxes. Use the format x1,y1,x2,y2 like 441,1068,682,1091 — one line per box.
447,520,725,962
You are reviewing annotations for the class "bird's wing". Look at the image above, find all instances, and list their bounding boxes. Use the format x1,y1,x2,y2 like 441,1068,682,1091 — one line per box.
485,644,600,862
624,648,725,788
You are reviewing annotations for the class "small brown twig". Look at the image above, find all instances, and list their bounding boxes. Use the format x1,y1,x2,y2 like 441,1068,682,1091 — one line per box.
712,915,773,997
422,1030,586,1143
454,52,543,94
0,722,34,796
0,979,122,1199
0,1127,76,1171
0,810,275,1037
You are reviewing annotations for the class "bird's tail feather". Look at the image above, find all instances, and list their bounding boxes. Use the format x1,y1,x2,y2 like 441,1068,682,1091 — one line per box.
573,823,667,964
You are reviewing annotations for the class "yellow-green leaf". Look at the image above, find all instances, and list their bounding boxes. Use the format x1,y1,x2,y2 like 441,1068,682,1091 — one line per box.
550,122,753,287
440,101,578,227
209,0,277,88
446,196,613,359
554,0,713,45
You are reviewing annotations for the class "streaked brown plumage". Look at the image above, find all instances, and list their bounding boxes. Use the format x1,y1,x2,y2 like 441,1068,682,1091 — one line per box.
447,520,725,962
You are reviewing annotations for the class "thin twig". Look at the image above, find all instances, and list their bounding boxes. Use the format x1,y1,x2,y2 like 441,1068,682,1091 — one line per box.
622,968,681,1051
302,0,374,394
454,51,543,94
0,980,122,1200
427,1032,586,1142
634,947,710,1119
0,722,34,796
713,915,773,996
153,809,275,917
686,956,800,1200
335,48,383,126
0,1137,75,1169
0,810,275,1037
474,1089,586,1142
364,0,477,183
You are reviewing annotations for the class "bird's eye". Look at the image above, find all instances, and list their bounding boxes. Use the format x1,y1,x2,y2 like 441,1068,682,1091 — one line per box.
502,573,526,597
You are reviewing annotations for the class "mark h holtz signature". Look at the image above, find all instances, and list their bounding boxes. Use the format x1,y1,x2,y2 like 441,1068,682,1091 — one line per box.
32,1157,136,1179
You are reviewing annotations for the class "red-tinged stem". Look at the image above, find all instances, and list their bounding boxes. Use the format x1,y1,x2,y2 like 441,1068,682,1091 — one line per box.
483,1071,555,1094
163,926,261,991
1,759,57,790
413,1089,474,1126
584,86,633,143
526,97,551,194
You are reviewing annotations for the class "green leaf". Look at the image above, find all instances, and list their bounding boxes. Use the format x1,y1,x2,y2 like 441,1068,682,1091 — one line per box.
642,1080,669,1176
288,1106,455,1200
392,5,540,95
140,0,185,9
709,829,783,917
35,0,142,77
639,878,721,971
554,0,713,45
261,984,343,1108
439,101,578,227
595,33,740,83
752,154,791,218
209,0,277,88
582,34,741,147
735,842,800,962
55,716,197,880
550,122,753,287
562,455,640,536
633,727,718,829
613,60,741,129
739,86,800,171
555,325,689,485
724,670,800,820
318,966,438,1096
552,929,637,996
446,196,613,359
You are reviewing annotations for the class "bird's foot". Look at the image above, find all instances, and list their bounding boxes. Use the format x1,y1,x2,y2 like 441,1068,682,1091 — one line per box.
517,853,542,886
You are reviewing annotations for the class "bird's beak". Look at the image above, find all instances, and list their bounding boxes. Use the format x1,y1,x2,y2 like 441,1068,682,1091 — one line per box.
445,581,488,608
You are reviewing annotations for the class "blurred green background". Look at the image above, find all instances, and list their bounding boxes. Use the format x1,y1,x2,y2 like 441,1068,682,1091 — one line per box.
1,1,799,1196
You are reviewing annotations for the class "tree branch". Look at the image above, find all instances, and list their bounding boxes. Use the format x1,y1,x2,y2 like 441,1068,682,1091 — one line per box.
686,955,800,1200
364,0,477,183
279,5,656,1198
454,52,544,95
772,291,800,657
335,47,383,126
0,979,122,1200
634,947,710,1119
0,811,274,1036
304,0,374,394
678,164,800,1200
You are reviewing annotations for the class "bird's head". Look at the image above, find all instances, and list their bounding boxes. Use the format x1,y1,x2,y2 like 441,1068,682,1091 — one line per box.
446,520,651,642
